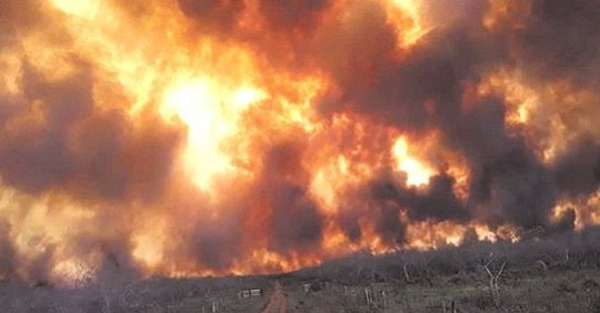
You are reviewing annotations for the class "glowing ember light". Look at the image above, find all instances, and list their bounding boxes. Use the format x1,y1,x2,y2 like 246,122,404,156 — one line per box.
50,0,101,19
478,71,539,126
384,0,431,47
392,137,434,186
161,78,266,191
0,52,22,95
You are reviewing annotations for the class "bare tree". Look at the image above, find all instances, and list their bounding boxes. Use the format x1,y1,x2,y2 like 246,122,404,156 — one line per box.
402,262,412,283
482,253,506,308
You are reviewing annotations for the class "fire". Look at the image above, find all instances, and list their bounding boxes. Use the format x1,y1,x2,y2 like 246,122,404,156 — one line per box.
0,0,598,284
50,0,100,19
483,0,531,32
161,78,265,192
478,71,539,126
392,136,434,186
383,0,431,48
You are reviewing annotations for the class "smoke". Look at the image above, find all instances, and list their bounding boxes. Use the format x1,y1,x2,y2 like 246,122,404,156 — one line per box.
0,0,46,41
1,0,600,281
0,61,181,200
553,137,600,198
258,0,331,33
177,0,246,34
456,97,558,228
337,206,363,242
509,0,600,86
260,142,324,254
0,220,16,278
0,62,94,193
370,172,469,222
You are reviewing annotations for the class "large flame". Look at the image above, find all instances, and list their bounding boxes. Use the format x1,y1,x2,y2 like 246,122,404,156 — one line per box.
0,0,599,283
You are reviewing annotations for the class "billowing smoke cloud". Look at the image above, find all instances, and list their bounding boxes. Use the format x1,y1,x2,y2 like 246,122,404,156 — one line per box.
455,97,558,229
0,220,16,278
177,0,246,34
314,0,599,233
260,142,324,253
0,62,181,201
258,0,331,32
1,0,600,282
553,137,600,197
509,0,600,86
370,172,469,223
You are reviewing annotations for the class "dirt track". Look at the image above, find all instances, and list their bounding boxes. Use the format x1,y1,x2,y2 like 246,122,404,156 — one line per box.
261,281,287,313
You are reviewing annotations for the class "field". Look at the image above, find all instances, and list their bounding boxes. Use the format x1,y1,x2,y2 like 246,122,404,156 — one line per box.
2,227,600,312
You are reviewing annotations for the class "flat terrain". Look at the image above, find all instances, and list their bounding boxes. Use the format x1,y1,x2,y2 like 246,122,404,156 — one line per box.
2,228,600,312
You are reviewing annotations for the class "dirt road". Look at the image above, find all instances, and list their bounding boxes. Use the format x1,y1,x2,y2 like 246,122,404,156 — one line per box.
261,281,287,313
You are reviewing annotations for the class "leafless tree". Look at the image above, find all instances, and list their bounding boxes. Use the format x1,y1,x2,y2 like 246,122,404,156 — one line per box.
482,253,506,308
402,263,412,283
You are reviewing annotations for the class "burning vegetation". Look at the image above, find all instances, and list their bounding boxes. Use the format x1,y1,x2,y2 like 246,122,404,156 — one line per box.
0,0,599,284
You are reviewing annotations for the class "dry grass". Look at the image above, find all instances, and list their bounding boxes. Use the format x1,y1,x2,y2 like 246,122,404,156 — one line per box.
2,227,600,312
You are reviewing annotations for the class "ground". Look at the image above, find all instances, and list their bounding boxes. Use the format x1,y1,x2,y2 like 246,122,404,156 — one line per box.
2,228,600,312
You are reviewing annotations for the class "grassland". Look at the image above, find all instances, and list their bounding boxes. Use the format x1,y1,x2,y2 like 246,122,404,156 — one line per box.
2,227,600,312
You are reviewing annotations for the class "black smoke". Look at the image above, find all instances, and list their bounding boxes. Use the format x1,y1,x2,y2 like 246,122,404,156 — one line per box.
0,61,181,202
317,0,600,235
0,220,16,278
260,142,325,254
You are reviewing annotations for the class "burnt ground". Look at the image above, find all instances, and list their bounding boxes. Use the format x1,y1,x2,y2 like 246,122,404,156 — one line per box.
2,227,600,312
